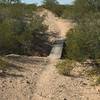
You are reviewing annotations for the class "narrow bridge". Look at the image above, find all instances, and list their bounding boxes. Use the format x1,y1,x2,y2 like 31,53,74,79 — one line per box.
48,37,65,59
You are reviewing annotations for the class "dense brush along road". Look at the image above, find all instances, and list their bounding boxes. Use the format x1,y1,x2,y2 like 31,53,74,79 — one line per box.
0,10,100,100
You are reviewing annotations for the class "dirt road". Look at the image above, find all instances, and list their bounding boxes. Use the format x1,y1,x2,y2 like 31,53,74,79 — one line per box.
31,10,100,99
0,10,100,100
39,9,72,38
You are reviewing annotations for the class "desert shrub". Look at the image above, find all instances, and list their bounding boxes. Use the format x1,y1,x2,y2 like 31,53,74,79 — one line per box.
95,77,100,85
62,5,74,19
64,16,100,61
63,0,100,61
73,0,100,19
0,4,49,56
0,57,10,71
84,59,100,85
56,60,75,76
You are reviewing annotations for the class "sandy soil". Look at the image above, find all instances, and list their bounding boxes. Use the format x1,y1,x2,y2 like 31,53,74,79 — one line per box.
0,56,48,100
39,9,72,39
0,10,100,100
31,61,100,100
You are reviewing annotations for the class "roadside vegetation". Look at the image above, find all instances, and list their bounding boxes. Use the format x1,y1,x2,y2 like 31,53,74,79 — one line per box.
0,58,9,71
0,1,51,56
56,60,74,76
64,0,100,61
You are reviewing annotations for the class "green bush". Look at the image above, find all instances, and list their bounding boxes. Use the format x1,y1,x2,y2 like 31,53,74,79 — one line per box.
62,5,74,19
63,0,100,61
0,58,9,71
0,4,49,56
56,60,74,76
64,21,100,61
42,0,66,16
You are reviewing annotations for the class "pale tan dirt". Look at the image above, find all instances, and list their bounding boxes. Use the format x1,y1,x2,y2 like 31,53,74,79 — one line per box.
0,10,100,100
32,61,100,100
0,57,48,100
39,9,72,39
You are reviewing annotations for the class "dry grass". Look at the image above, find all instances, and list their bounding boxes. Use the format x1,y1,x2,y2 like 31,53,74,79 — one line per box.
0,57,9,71
84,60,100,85
56,59,75,76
